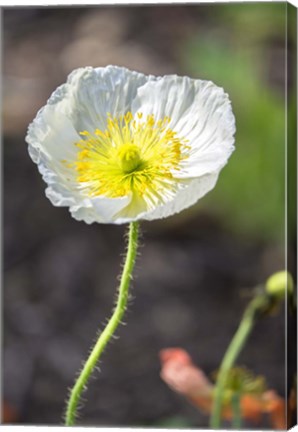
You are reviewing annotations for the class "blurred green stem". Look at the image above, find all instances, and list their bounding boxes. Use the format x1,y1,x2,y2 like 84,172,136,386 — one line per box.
210,293,271,429
231,392,242,429
65,221,139,426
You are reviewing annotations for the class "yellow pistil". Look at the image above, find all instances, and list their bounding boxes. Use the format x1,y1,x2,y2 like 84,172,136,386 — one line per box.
117,144,142,174
68,112,190,208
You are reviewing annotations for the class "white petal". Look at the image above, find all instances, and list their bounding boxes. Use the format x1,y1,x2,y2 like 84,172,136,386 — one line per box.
27,107,80,164
45,178,132,224
111,172,218,223
140,172,219,221
26,107,83,202
46,185,132,224
45,185,78,207
112,193,149,223
26,66,151,223
70,194,132,224
131,75,235,178
48,65,155,133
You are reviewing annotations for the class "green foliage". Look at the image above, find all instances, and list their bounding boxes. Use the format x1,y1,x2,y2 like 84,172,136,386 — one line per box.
212,3,286,44
181,5,288,241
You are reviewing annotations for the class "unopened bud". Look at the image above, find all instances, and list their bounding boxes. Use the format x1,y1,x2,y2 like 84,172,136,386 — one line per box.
265,271,294,299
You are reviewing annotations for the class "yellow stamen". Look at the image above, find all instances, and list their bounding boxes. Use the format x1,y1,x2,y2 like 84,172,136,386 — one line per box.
67,111,190,209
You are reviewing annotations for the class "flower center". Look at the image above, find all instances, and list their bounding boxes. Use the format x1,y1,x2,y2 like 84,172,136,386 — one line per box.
66,112,190,209
117,143,142,173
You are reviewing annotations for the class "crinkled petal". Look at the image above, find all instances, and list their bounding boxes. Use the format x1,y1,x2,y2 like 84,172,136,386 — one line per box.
142,172,219,221
26,66,153,223
26,106,83,206
131,75,235,178
27,107,81,165
114,172,219,223
48,65,155,133
70,195,132,224
43,169,132,224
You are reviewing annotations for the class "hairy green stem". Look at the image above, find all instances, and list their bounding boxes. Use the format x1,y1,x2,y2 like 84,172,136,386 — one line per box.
210,293,271,429
65,221,139,426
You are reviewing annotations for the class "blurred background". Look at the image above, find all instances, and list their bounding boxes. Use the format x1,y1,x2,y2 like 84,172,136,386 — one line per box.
3,3,296,428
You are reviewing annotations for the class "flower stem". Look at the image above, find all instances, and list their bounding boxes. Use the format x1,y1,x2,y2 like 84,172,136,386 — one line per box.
210,293,271,429
65,221,139,426
231,392,242,429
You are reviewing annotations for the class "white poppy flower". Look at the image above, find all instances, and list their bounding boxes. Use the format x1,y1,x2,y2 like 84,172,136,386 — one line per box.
26,65,235,224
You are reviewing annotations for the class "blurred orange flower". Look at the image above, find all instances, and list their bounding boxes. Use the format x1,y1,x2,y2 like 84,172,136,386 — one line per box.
159,348,286,429
2,400,19,423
